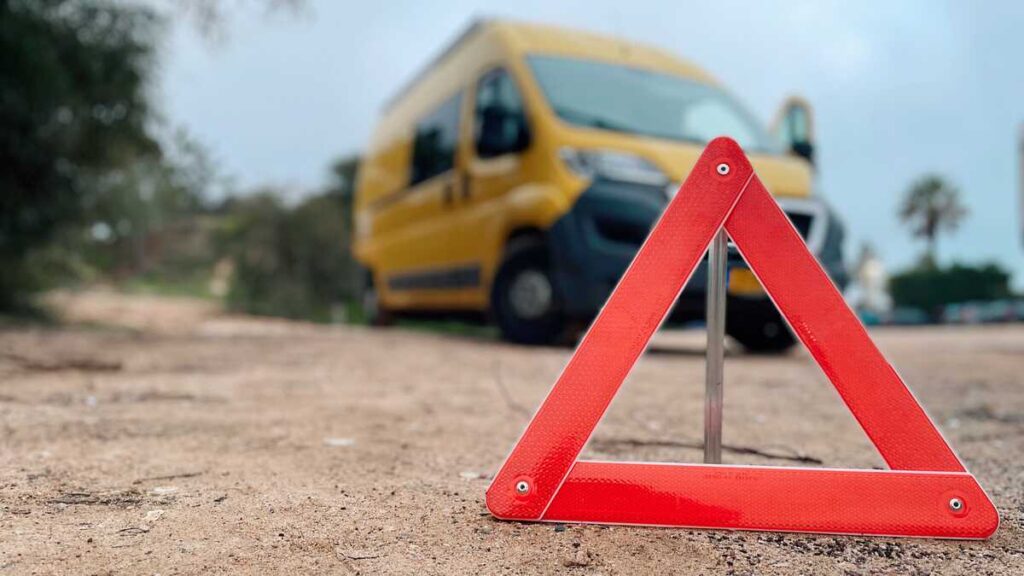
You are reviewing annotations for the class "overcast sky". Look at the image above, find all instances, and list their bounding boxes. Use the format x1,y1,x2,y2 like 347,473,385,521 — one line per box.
160,0,1024,286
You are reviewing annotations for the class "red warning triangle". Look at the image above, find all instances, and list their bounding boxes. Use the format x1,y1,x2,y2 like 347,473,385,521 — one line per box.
486,138,998,539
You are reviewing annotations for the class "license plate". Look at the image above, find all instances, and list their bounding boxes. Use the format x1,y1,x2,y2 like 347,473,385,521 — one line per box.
727,268,763,295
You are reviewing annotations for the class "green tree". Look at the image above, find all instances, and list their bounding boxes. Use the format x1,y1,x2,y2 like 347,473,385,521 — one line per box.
174,0,307,41
327,156,359,225
0,0,160,308
325,155,360,296
889,263,1011,317
898,174,968,266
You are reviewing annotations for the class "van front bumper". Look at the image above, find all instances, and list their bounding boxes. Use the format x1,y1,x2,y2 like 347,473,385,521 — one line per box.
548,178,848,322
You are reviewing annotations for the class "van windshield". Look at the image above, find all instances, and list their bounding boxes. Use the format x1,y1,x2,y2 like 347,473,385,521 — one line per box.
527,55,779,153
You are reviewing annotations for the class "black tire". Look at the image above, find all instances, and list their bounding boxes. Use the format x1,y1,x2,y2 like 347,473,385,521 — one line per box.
726,298,796,354
360,266,394,327
491,237,565,345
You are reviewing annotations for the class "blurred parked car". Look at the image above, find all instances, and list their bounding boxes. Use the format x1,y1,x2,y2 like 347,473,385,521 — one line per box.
886,307,931,326
353,20,847,351
978,299,1024,323
943,300,1023,324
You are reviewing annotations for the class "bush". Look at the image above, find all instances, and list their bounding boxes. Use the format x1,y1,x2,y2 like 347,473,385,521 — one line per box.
218,189,358,322
888,263,1013,318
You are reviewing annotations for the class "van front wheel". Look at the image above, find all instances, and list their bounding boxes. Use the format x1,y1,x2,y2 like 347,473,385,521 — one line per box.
492,239,564,345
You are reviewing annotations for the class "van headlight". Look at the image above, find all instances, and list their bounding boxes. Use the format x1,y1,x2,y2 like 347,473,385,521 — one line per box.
559,148,669,187
777,196,828,255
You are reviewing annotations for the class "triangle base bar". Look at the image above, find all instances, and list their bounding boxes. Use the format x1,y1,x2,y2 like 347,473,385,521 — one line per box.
534,462,996,539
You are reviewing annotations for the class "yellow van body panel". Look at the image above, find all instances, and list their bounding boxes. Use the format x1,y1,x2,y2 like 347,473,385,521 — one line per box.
354,20,813,314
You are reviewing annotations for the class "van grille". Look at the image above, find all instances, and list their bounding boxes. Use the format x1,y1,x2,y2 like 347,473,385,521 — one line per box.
592,208,815,248
785,212,813,240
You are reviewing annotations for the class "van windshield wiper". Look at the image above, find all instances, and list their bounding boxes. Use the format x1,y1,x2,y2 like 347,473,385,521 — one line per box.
553,106,636,135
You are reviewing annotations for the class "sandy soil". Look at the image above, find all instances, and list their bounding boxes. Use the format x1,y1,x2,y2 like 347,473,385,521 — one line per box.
1,290,1022,575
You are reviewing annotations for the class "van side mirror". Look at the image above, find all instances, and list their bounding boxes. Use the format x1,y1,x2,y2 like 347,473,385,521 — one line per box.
772,97,815,166
477,104,530,158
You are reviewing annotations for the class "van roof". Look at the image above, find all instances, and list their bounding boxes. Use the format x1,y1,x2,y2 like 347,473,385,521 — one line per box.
492,20,715,82
383,18,717,111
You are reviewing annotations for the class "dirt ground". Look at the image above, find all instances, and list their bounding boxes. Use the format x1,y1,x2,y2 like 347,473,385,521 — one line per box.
1,290,1022,575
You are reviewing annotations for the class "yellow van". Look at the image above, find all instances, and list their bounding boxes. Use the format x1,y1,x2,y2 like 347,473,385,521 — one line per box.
353,20,847,351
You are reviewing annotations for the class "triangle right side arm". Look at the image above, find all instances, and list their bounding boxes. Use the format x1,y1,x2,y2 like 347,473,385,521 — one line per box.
725,175,964,473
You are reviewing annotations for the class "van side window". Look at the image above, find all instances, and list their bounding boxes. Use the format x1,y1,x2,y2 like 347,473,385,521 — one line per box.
474,69,529,158
411,93,462,186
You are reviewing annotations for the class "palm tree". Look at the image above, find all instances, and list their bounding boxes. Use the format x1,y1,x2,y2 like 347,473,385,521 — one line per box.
898,175,968,266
